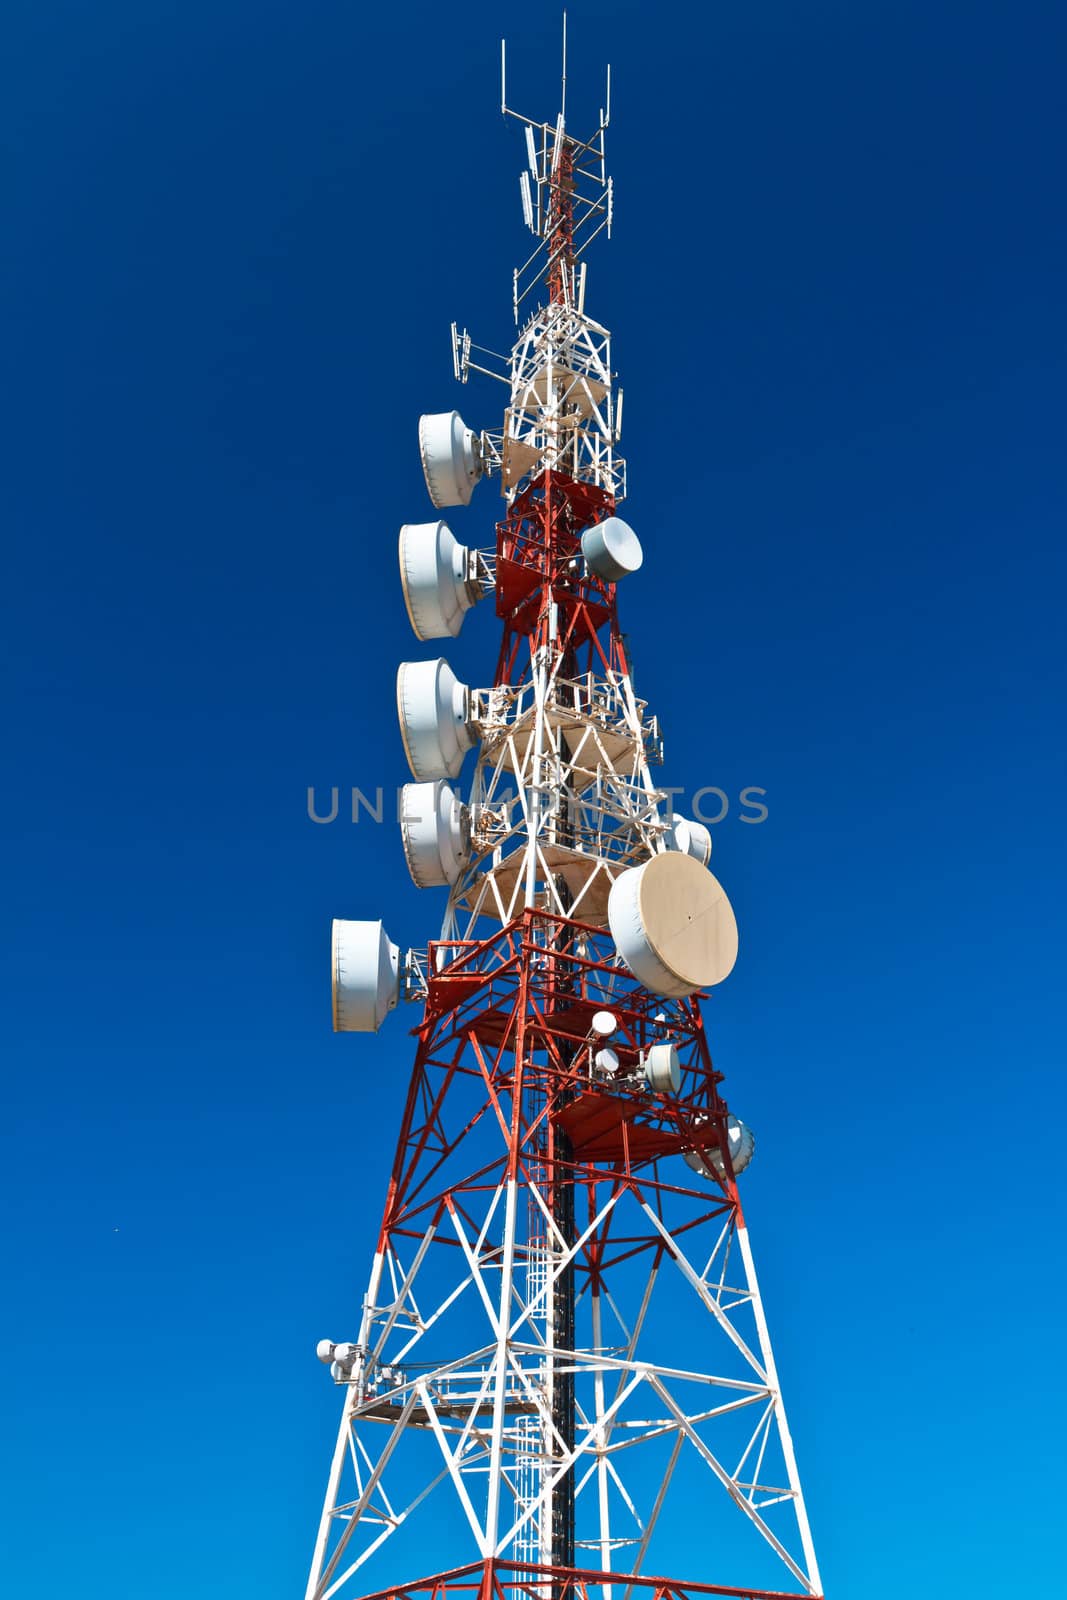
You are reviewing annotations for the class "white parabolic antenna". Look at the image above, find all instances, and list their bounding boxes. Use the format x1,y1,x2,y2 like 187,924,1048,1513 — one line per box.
396,658,474,780
644,1040,681,1093
400,780,471,888
608,852,739,997
684,1114,756,1178
581,516,643,582
418,411,483,508
332,919,400,1033
399,520,478,640
667,813,712,867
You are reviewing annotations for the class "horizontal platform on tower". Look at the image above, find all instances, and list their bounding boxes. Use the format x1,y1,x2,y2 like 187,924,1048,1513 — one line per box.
555,1087,695,1165
522,364,609,415
478,699,645,789
455,843,627,926
345,1558,823,1600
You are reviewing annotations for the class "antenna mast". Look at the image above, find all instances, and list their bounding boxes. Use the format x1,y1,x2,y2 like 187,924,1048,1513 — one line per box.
304,28,825,1600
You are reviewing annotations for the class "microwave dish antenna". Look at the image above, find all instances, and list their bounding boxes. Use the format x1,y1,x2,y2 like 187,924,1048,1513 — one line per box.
418,411,484,507
396,658,474,780
667,814,713,866
399,521,484,640
608,852,739,997
331,918,400,1033
400,780,471,888
581,515,643,582
685,1114,756,1179
643,1040,681,1093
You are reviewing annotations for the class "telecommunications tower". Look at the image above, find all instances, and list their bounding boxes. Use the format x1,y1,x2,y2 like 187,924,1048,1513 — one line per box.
306,33,824,1600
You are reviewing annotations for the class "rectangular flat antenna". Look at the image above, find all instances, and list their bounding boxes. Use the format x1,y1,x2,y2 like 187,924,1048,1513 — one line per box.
520,171,534,232
551,112,565,177
525,124,538,184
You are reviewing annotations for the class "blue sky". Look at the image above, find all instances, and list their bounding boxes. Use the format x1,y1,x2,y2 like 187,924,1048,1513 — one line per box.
2,0,1066,1594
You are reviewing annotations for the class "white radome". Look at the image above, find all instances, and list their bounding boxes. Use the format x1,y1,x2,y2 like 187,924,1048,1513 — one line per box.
396,658,474,781
684,1114,756,1179
331,919,401,1033
400,780,471,888
418,411,483,508
399,520,478,640
643,1040,681,1094
581,515,644,582
667,813,712,866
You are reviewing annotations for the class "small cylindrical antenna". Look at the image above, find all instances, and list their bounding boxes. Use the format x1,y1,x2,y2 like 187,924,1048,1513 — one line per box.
606,62,612,126
500,39,507,113
607,175,614,238
561,12,567,120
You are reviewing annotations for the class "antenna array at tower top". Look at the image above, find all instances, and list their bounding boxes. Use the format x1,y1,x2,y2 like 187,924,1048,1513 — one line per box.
501,33,613,321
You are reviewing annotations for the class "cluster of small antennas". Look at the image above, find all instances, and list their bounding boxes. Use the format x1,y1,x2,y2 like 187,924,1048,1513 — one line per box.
499,34,615,319
316,1340,404,1387
316,1339,358,1376
586,1011,754,1178
327,994,754,1206
584,1008,682,1094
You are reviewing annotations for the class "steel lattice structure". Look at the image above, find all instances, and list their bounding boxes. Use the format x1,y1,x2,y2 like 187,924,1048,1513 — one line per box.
306,37,824,1600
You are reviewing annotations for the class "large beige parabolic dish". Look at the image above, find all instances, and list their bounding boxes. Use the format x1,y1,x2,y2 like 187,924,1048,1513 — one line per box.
608,852,739,997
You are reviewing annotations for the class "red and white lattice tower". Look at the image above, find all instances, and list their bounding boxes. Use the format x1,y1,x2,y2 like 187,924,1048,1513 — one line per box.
306,35,824,1600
